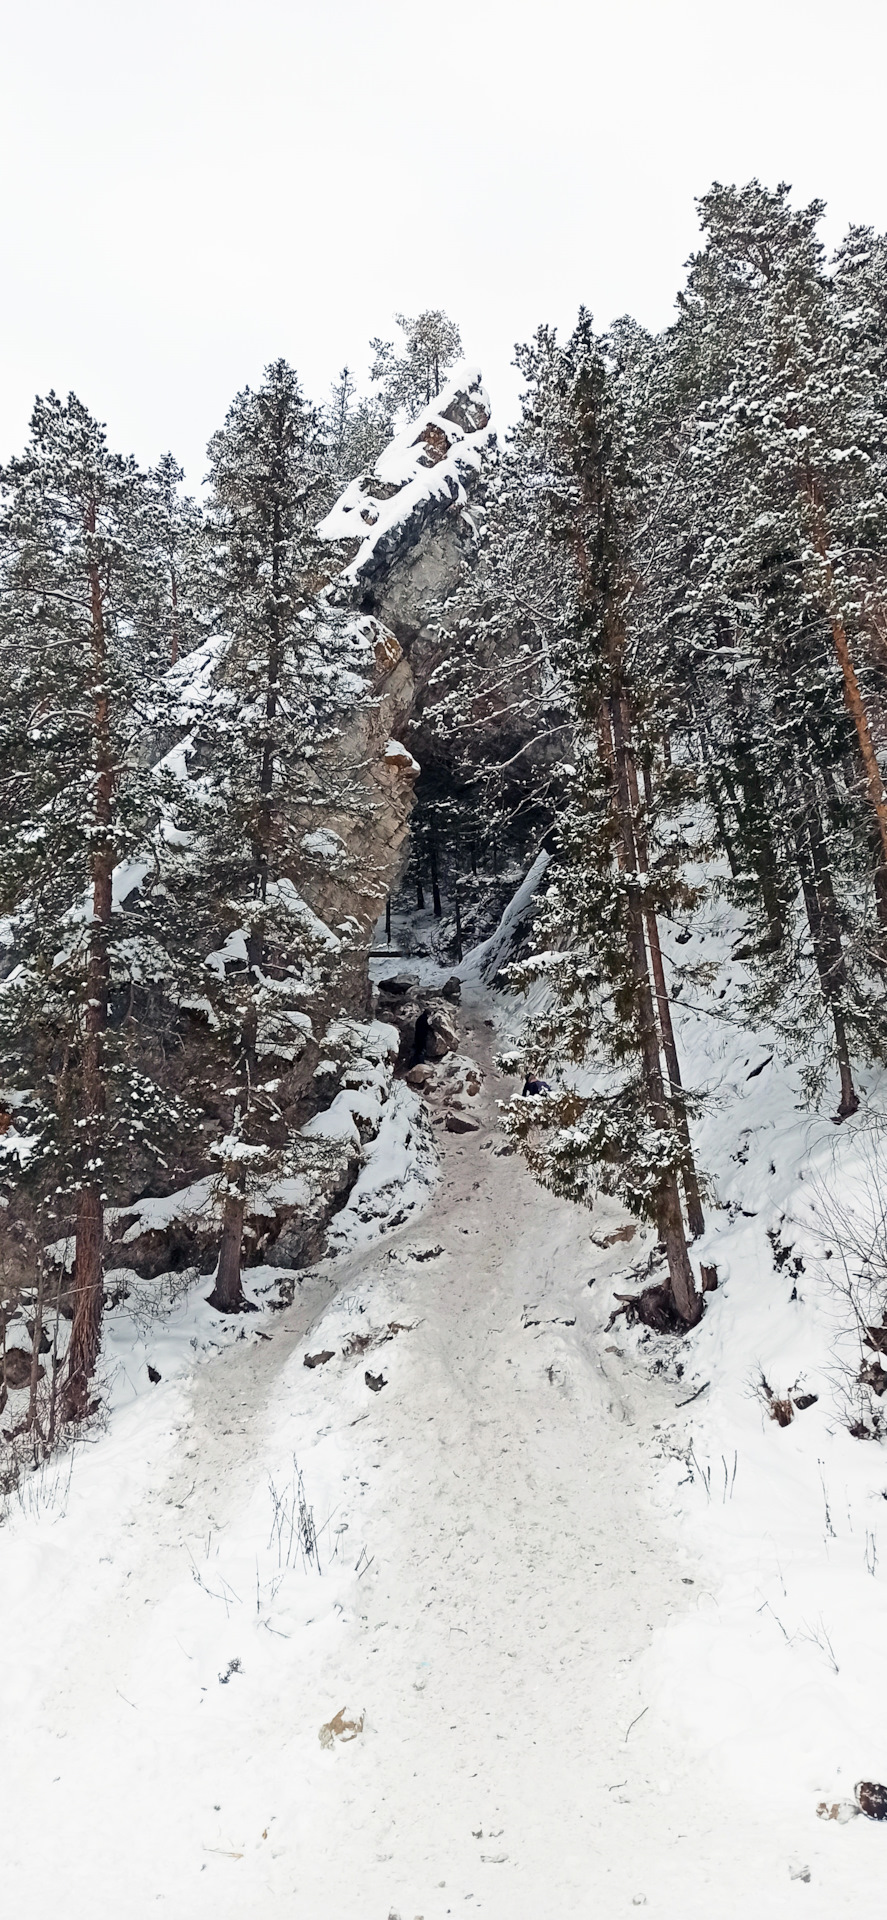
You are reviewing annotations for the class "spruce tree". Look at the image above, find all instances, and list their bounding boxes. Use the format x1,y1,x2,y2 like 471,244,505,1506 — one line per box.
500,317,705,1327
668,182,887,1112
369,310,464,419
139,452,207,668
153,359,364,1311
0,394,189,1414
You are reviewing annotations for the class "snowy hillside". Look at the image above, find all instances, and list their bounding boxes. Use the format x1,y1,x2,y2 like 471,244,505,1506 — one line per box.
5,188,887,1920
1,880,886,1918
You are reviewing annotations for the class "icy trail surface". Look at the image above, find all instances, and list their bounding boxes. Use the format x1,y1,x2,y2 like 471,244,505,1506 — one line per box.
1,998,884,1918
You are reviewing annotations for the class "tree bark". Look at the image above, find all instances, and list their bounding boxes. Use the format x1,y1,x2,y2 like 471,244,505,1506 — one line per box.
790,762,859,1119
802,473,887,925
605,697,701,1325
170,565,180,667
430,842,442,918
27,1253,47,1435
619,699,706,1239
65,525,113,1420
207,1190,253,1313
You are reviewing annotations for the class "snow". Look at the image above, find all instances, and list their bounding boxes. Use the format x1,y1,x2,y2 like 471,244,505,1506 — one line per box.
326,1079,437,1253
460,849,550,985
300,827,347,865
384,737,421,774
317,365,494,585
3,901,887,1914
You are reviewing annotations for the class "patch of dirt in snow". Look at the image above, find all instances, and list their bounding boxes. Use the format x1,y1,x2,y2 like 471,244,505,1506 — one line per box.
1,998,884,1918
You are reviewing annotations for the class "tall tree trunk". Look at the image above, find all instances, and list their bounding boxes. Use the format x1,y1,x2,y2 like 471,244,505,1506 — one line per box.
65,534,113,1420
619,699,705,1239
733,740,786,949
790,763,859,1119
687,675,744,885
606,697,701,1325
416,878,425,910
207,1190,252,1313
430,841,442,918
802,473,887,926
170,565,180,667
27,1252,46,1435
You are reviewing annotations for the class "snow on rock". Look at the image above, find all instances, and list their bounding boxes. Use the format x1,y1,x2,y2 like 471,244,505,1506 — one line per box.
460,849,551,986
159,630,230,724
318,365,494,587
326,1080,438,1253
383,737,420,776
299,827,348,866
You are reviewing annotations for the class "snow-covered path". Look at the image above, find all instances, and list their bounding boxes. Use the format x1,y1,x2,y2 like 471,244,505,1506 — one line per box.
2,1002,884,1916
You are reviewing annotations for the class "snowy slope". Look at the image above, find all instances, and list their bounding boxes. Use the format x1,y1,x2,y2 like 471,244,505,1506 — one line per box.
3,886,887,1915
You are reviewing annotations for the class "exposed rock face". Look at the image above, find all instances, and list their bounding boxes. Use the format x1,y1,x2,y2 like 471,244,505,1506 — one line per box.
318,368,492,609
120,382,493,1276
3,380,493,1301
319,368,494,657
374,980,462,1072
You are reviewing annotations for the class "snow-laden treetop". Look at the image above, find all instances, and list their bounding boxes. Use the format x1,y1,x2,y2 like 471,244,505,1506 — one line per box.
317,364,493,586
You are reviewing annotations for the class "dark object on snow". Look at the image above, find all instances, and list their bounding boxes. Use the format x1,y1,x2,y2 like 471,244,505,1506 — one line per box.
607,1285,687,1336
445,1111,480,1134
767,1394,794,1427
856,1781,887,1821
859,1360,887,1397
793,1392,818,1411
1,1347,41,1389
700,1264,719,1293
378,976,412,998
441,975,462,1003
864,1325,887,1354
365,1370,386,1392
342,1330,373,1356
218,1658,242,1685
26,1319,52,1354
206,1285,258,1315
304,1350,335,1369
522,1076,551,1096
412,1009,432,1064
147,1364,161,1384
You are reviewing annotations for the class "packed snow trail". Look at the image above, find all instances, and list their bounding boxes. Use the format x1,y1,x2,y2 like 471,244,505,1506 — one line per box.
2,999,884,1918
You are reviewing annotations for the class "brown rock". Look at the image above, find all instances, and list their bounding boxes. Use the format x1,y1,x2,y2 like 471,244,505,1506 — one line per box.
856,1781,887,1820
405,1064,431,1089
2,1347,41,1389
304,1350,335,1369
445,1112,480,1135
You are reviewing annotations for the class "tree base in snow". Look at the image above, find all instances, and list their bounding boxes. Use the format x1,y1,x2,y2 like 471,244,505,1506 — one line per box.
205,1287,258,1316
608,1284,696,1336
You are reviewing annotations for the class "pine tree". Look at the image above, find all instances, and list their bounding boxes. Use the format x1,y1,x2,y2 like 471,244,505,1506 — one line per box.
668,181,887,1112
152,359,367,1310
499,317,706,1327
369,310,464,419
0,394,190,1414
324,368,392,491
138,452,207,667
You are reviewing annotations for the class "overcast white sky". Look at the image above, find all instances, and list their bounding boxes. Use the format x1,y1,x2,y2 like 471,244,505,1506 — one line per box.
1,0,885,486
